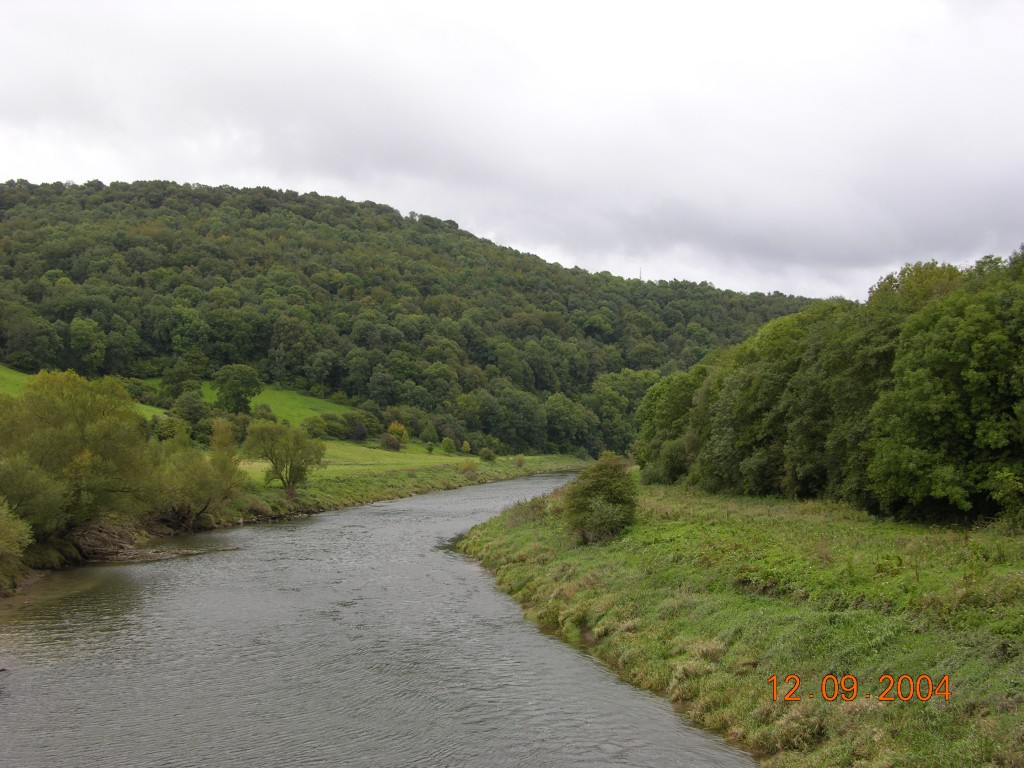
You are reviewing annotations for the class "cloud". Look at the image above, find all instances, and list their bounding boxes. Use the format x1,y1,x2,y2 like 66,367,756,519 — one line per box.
1,0,1022,299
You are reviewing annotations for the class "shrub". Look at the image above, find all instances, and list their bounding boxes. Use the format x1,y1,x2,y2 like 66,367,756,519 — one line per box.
242,420,326,491
302,415,328,438
251,403,277,422
563,452,638,544
479,447,496,462
379,433,402,451
441,437,457,454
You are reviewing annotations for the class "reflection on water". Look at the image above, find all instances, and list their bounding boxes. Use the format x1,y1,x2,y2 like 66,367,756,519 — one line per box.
0,475,755,767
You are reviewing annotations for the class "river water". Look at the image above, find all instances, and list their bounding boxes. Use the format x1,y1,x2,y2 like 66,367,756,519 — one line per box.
0,474,755,767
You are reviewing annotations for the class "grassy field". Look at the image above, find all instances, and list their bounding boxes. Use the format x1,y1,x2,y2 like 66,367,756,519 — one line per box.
0,363,30,397
198,381,352,424
458,484,1024,767
245,440,586,514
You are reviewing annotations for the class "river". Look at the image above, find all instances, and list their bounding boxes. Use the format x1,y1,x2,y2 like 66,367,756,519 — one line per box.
0,474,755,767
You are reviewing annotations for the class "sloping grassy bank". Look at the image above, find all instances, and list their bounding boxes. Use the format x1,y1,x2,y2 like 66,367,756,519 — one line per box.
457,485,1024,767
246,443,585,517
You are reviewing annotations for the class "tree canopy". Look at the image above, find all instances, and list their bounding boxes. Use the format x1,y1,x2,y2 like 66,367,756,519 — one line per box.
635,251,1024,524
212,364,263,414
0,179,809,455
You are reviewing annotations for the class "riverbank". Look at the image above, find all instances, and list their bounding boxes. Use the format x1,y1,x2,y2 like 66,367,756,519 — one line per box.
1,447,586,597
248,442,586,518
457,484,1024,767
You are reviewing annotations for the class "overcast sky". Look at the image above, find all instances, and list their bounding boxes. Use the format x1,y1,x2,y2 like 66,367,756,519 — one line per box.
2,1,1022,299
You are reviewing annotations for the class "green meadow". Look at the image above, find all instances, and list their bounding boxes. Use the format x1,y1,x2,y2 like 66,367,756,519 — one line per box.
459,484,1024,767
197,380,354,425
246,440,585,515
0,363,29,397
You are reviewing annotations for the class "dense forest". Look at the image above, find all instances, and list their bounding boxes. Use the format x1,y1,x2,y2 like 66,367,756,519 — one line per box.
0,179,808,455
635,252,1024,525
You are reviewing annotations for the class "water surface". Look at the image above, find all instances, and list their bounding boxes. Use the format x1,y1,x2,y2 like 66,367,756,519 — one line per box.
0,475,755,767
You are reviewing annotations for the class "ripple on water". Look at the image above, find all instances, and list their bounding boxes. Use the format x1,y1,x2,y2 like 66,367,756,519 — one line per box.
0,475,754,767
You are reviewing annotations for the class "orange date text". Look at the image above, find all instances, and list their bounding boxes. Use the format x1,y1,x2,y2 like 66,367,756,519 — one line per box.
768,674,950,702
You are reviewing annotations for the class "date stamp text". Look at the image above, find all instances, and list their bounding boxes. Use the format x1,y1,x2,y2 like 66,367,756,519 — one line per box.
769,674,950,702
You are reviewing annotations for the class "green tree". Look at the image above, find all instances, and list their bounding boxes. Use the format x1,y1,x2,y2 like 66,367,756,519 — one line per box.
212,364,263,415
867,261,1024,520
68,317,107,376
151,418,245,529
0,371,151,542
544,392,598,454
242,420,325,491
171,389,210,429
563,452,638,544
0,498,32,563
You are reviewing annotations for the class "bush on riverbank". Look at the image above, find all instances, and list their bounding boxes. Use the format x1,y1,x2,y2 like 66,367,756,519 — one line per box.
459,485,1024,767
562,452,638,543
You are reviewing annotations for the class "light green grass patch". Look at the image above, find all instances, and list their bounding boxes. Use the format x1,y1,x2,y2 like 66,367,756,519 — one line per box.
199,381,352,425
0,363,30,397
459,485,1024,768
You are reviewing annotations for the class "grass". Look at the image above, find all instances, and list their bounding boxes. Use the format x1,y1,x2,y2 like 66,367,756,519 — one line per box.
458,484,1024,767
198,381,352,424
0,363,30,397
244,440,586,513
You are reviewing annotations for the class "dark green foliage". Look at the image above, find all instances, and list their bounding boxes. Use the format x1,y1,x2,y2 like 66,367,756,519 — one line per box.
479,447,496,462
635,251,1024,524
212,364,263,414
379,433,401,451
0,179,808,455
251,403,277,422
866,258,1024,520
563,452,638,543
171,389,210,428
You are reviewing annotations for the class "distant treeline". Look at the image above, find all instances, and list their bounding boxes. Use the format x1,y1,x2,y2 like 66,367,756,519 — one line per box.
636,252,1024,524
0,179,808,455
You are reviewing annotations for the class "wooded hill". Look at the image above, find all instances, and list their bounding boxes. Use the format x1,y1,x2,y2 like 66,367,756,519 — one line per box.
0,179,809,454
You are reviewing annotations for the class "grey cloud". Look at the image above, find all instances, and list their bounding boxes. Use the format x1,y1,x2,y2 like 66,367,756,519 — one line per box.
1,0,1022,300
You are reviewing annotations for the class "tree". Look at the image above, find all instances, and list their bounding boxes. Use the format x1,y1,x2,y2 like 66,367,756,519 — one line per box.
0,498,32,563
171,389,210,429
867,264,1024,520
0,371,152,541
242,420,325,491
544,392,598,454
212,364,263,414
67,317,107,376
563,452,638,544
151,418,245,530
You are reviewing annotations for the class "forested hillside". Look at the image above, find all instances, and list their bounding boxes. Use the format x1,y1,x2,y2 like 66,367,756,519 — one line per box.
0,179,808,454
636,252,1024,524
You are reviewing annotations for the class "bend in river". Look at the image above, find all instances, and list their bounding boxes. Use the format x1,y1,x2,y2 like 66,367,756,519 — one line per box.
0,474,755,767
